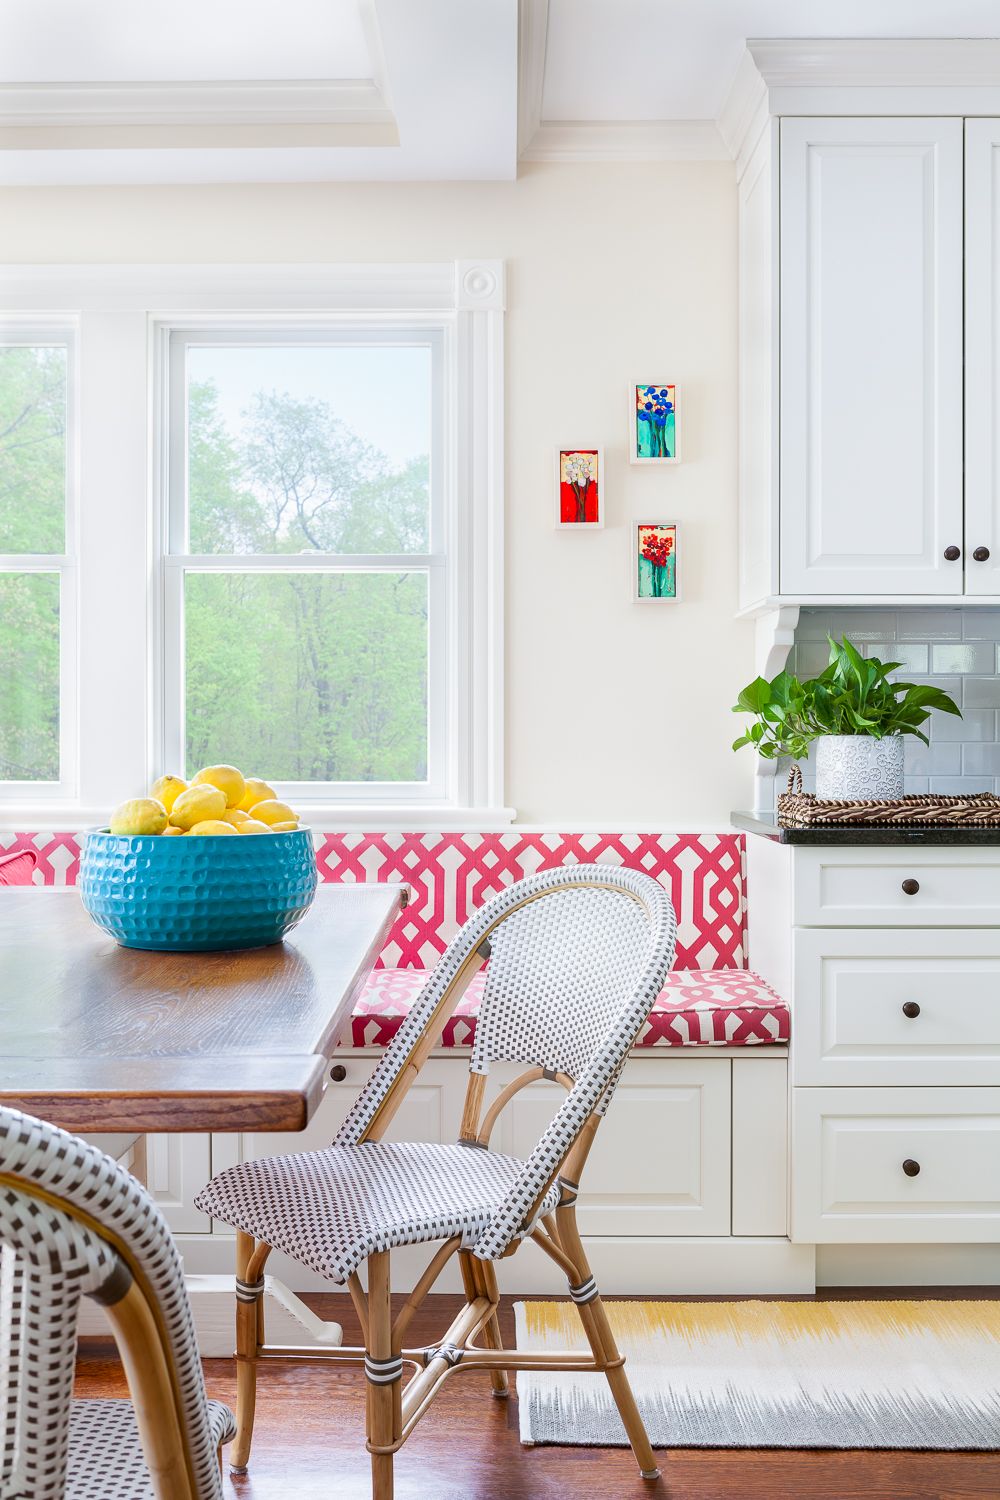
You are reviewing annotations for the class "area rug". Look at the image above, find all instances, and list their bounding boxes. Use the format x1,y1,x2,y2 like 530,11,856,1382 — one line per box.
514,1299,1000,1449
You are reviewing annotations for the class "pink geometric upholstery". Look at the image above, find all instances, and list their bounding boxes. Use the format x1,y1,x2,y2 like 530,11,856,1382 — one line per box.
315,832,746,971
350,967,789,1049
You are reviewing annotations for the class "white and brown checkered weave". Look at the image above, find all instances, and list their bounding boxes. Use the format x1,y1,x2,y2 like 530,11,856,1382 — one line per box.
197,865,677,1281
0,1108,235,1498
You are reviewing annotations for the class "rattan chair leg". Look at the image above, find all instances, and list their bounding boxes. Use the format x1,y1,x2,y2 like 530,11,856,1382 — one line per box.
471,1255,509,1398
366,1250,399,1500
231,1229,262,1475
557,1208,660,1481
103,1278,196,1500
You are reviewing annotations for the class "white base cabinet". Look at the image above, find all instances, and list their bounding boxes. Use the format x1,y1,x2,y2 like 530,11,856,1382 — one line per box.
749,835,1000,1251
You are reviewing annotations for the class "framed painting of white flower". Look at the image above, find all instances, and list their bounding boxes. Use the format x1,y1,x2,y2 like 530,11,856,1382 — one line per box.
555,447,603,529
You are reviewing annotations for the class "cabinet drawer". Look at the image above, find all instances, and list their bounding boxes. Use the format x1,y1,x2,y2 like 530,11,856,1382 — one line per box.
792,1087,1000,1243
793,928,1000,1086
793,847,1000,926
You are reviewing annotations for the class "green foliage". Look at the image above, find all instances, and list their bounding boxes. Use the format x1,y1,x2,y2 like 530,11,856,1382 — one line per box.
0,346,65,553
0,346,65,779
184,379,430,783
0,573,59,780
731,636,962,760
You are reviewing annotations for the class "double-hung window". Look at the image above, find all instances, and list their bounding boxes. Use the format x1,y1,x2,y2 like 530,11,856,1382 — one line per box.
163,329,446,805
0,263,504,823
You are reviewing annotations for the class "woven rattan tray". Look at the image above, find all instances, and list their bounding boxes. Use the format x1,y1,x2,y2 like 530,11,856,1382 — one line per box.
777,766,1000,828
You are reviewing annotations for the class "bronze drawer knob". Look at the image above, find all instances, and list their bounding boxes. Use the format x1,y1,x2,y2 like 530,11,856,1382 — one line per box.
902,1001,921,1018
902,1159,921,1177
901,878,920,895
943,545,961,561
973,546,991,562
330,1063,348,1082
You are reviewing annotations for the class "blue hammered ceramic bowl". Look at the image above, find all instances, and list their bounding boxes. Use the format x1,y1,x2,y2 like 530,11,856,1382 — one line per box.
79,828,318,952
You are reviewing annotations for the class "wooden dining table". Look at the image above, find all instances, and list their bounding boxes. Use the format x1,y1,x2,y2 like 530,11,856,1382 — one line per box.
0,882,406,1135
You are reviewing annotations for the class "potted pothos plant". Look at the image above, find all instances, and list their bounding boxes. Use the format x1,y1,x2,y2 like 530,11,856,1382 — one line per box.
732,636,962,801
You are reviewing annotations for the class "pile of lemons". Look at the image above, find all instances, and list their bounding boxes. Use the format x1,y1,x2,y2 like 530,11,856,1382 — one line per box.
109,766,301,838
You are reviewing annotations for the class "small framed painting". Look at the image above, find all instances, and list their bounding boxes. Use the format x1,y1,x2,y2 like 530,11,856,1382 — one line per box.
556,447,603,528
629,383,680,464
633,522,680,603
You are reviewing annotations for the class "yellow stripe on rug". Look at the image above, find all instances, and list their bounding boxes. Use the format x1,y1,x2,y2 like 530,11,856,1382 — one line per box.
514,1299,1000,1449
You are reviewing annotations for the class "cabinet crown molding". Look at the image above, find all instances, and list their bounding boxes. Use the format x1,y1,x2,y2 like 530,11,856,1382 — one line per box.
720,39,1000,170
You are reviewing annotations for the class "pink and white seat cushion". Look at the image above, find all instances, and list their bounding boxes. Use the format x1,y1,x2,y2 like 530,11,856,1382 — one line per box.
350,967,789,1049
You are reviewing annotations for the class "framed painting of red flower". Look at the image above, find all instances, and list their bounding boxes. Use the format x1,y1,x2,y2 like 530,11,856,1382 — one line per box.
556,447,603,528
634,522,679,602
629,383,680,464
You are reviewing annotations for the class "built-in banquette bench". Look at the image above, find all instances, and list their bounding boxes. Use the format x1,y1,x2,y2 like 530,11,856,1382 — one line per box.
1,831,803,1293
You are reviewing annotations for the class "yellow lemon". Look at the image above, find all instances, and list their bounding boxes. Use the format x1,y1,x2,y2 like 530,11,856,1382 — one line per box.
250,799,297,827
187,820,237,836
162,825,184,836
238,777,276,813
169,784,226,830
223,808,250,827
236,819,271,834
191,764,246,809
150,774,187,813
110,798,168,836
270,820,300,832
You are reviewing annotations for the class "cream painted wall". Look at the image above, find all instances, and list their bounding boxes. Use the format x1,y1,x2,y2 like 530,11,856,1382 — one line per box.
0,162,753,825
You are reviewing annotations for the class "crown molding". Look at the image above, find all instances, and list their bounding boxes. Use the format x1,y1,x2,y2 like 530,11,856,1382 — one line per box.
520,118,728,163
517,0,549,158
747,36,1000,89
717,49,769,177
0,79,398,149
719,38,1000,172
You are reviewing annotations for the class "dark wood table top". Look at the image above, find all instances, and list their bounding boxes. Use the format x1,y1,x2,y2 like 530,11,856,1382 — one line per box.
0,883,404,1134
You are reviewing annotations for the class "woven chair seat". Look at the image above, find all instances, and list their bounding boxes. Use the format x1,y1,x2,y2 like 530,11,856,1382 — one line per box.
197,1140,562,1285
64,1400,236,1499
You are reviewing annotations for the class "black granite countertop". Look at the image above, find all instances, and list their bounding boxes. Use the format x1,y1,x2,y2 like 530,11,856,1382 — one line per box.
731,810,1000,845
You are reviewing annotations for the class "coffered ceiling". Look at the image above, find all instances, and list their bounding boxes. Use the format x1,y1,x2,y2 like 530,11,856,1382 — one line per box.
1,0,998,185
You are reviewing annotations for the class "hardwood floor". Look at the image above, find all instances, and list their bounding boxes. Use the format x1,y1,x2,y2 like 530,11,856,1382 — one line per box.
74,1291,1000,1499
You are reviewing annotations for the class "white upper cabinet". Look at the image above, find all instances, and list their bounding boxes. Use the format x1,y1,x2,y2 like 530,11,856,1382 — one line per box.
965,121,1000,595
779,118,964,596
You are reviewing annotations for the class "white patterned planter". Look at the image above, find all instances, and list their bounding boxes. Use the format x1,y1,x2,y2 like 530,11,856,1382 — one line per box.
814,734,905,801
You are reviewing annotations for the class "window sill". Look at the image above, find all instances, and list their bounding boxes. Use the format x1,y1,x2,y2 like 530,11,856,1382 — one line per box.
0,804,518,833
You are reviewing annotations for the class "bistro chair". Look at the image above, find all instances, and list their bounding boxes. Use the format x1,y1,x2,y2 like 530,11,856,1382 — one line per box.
0,1107,235,1498
197,863,678,1498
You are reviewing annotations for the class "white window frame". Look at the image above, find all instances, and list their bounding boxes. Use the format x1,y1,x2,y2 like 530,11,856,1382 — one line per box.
0,262,508,827
0,318,79,803
162,324,448,805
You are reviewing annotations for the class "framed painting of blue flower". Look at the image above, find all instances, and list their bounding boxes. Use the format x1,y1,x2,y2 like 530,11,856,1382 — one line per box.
629,383,680,464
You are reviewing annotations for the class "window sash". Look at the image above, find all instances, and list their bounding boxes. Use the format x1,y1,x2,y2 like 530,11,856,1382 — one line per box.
161,323,450,803
161,560,448,803
0,322,78,800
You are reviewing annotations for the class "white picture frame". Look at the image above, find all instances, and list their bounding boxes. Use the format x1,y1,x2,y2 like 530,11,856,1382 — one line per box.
555,446,604,529
628,383,681,465
632,521,680,603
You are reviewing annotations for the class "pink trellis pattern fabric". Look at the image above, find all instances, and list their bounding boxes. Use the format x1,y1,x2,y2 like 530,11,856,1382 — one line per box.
315,832,746,971
0,831,747,971
350,967,788,1049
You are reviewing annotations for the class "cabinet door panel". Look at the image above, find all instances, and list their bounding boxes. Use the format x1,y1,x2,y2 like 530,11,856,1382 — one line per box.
146,1132,212,1234
965,119,1000,593
500,1057,731,1236
780,118,963,595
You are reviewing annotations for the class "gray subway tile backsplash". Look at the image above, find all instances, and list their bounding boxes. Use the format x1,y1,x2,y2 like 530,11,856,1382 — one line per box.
931,642,997,674
770,607,1000,807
